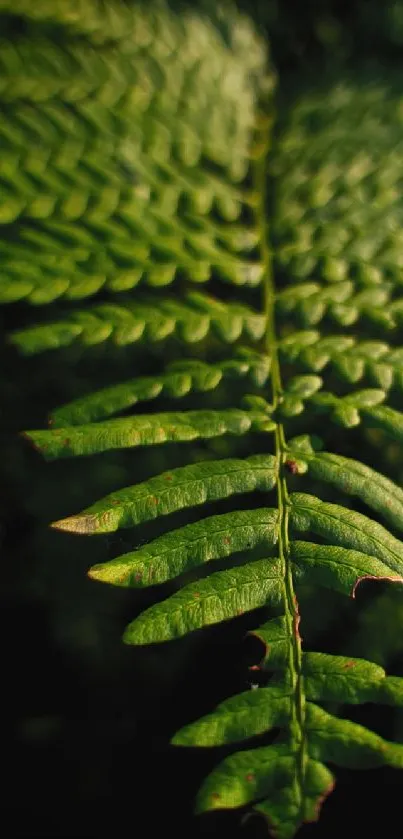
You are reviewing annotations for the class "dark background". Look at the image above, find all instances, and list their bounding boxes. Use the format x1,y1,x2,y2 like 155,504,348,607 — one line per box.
1,2,403,837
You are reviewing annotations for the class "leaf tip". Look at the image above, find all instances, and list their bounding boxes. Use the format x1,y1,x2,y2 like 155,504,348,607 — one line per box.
50,515,98,534
170,730,186,747
20,430,45,455
195,791,223,815
87,563,112,584
122,621,143,646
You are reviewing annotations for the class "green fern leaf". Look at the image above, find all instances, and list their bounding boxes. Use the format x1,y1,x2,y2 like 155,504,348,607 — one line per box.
51,455,278,534
172,686,291,747
281,331,403,390
288,443,403,531
89,507,279,587
49,350,271,426
271,68,403,289
290,493,403,572
302,653,403,705
290,542,403,596
25,407,274,459
310,388,386,428
10,293,267,354
123,558,283,644
362,403,403,443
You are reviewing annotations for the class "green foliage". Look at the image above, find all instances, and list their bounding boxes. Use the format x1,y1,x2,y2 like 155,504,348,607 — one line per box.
271,69,403,287
3,1,403,837
51,455,278,534
49,349,271,426
281,331,403,390
10,293,267,353
288,443,403,532
124,558,284,644
0,0,269,304
289,494,403,573
290,542,403,597
25,406,274,459
89,507,279,587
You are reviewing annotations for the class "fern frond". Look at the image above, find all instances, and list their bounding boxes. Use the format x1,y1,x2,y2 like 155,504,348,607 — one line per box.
277,281,401,329
0,1,268,303
281,331,403,390
0,0,133,39
51,455,278,534
290,542,403,596
10,292,267,354
299,653,403,705
360,403,403,444
89,508,279,588
288,438,403,532
7,2,403,837
124,558,284,644
25,406,275,459
186,705,403,839
49,349,272,426
272,70,403,289
290,494,403,572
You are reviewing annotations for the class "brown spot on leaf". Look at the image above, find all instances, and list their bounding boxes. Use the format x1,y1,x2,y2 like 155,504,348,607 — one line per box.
285,459,299,475
211,793,220,801
134,573,142,583
193,592,200,599
246,773,255,783
63,439,70,446
165,474,173,481
343,660,356,669
223,537,231,545
111,500,121,506
151,496,159,504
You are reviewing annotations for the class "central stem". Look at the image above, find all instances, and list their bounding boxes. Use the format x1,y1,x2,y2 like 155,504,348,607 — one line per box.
253,123,306,807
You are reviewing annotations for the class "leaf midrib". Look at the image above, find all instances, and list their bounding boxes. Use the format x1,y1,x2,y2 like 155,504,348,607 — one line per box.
256,130,307,818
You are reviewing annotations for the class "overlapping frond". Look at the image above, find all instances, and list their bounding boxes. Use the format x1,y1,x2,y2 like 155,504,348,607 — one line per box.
281,331,403,390
49,349,272,426
271,71,403,289
11,292,267,354
0,0,269,303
